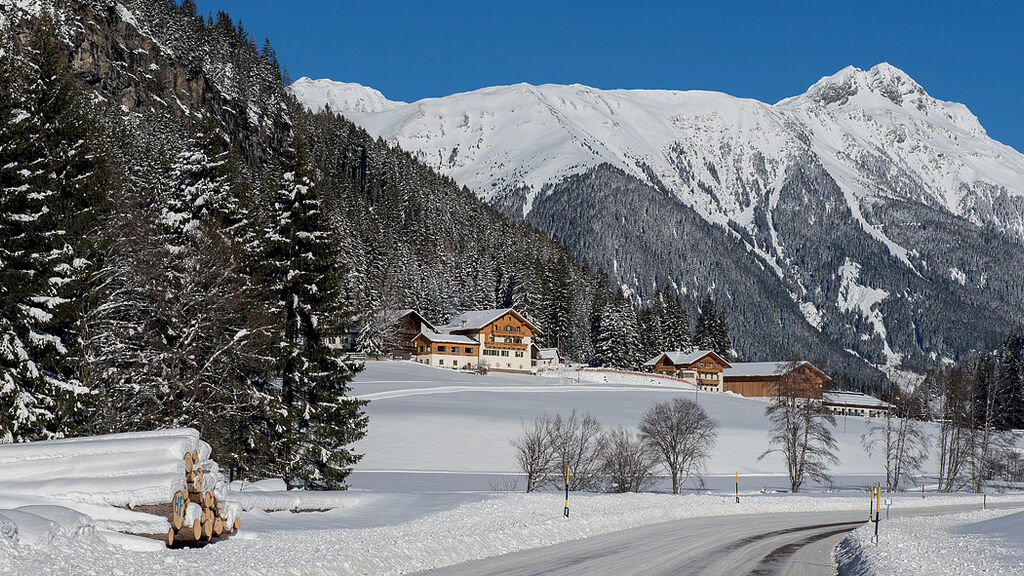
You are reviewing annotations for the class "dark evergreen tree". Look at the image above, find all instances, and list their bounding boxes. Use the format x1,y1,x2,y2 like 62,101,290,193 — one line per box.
0,11,109,440
261,147,367,488
661,287,691,351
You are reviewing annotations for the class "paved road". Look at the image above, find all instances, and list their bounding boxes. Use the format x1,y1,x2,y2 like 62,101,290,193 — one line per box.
415,502,1024,576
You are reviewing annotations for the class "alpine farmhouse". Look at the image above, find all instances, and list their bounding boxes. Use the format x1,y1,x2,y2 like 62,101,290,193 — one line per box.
412,308,540,372
642,350,731,391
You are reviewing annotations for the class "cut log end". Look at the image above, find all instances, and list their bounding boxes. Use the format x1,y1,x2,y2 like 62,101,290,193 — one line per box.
201,519,213,540
165,527,174,547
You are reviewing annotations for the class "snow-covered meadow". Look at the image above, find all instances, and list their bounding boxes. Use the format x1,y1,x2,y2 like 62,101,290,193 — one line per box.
350,360,908,492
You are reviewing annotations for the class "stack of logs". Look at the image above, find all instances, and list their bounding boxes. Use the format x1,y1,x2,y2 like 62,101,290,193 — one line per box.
133,450,240,547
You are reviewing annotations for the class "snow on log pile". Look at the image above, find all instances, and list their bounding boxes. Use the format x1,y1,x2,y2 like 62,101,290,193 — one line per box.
0,428,241,547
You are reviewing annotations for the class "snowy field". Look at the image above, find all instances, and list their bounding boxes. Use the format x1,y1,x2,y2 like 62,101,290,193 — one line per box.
350,361,912,492
837,508,1024,575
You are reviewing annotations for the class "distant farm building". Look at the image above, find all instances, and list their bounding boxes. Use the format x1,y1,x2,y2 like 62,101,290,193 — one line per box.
722,361,829,399
325,309,434,358
531,345,559,369
643,350,731,391
823,391,894,418
413,308,540,373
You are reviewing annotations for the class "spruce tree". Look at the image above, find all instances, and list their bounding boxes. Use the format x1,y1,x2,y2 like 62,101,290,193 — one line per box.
693,292,717,351
261,146,367,488
0,12,109,440
661,288,691,351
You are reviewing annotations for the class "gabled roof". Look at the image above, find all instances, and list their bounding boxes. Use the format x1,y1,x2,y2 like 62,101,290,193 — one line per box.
413,328,477,345
439,308,541,333
643,349,730,368
723,361,831,380
823,391,893,408
537,348,558,360
386,309,435,331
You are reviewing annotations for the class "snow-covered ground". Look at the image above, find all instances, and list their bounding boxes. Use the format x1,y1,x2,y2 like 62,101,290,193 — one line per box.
836,508,1024,575
350,360,908,491
3,361,1021,575
4,487,1023,575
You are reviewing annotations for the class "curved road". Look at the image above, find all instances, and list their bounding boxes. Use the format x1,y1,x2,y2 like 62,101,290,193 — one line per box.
415,502,1024,576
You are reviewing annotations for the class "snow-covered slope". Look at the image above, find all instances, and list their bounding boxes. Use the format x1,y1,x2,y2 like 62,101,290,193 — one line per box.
289,64,1024,240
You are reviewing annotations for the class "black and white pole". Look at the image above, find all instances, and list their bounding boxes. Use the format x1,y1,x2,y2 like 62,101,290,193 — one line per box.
735,472,739,504
564,466,570,518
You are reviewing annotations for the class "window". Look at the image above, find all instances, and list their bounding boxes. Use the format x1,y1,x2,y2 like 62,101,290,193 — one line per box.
438,345,446,353
501,350,509,357
452,346,460,353
516,326,521,332
466,347,474,354
506,325,513,331
418,346,424,353
439,359,444,365
514,351,523,358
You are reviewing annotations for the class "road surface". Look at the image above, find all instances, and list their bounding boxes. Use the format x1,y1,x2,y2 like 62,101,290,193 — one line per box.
416,502,1024,576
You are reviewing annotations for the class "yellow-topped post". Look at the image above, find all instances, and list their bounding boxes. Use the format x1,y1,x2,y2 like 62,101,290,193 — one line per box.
563,466,570,518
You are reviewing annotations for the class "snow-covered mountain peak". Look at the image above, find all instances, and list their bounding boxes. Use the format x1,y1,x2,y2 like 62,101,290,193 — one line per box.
288,77,404,114
787,63,927,109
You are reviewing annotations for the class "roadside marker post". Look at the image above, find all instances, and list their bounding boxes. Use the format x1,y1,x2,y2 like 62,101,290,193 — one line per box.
983,483,987,510
884,497,891,520
873,483,881,544
869,485,874,521
735,472,739,504
563,466,570,518
922,474,925,499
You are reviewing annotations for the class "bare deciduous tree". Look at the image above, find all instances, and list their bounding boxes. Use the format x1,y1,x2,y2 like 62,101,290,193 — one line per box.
862,389,931,491
512,414,555,492
759,362,837,493
597,426,657,493
547,410,603,491
639,398,718,494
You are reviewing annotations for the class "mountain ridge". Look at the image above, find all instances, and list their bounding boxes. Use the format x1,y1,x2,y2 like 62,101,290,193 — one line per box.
291,65,1024,375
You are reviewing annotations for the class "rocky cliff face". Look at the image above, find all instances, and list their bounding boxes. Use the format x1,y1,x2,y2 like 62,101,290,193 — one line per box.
2,0,291,164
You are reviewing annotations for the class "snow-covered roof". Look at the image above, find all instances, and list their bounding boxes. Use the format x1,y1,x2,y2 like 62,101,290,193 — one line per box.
823,391,893,409
439,308,540,333
724,361,802,378
414,328,477,345
643,349,725,368
386,309,435,331
537,348,558,360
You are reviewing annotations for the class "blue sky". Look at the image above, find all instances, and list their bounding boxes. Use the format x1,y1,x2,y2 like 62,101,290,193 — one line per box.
196,0,1022,152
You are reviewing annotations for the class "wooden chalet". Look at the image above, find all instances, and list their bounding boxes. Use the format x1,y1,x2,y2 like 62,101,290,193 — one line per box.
642,350,731,391
413,308,541,373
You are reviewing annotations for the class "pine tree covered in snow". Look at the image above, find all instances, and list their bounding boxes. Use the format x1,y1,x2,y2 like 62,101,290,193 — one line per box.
693,292,731,359
260,148,366,488
0,11,108,441
595,290,642,368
